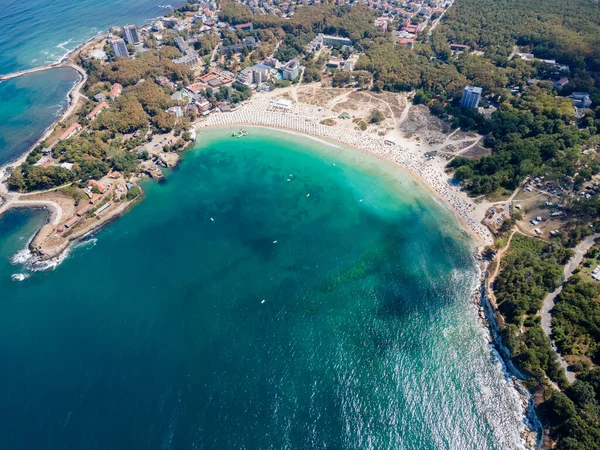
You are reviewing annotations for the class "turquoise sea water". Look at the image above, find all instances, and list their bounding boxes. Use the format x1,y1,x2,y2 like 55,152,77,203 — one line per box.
0,128,525,449
0,0,183,165
0,68,80,166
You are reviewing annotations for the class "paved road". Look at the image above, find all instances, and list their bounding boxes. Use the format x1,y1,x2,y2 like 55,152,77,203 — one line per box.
428,0,454,36
540,232,600,383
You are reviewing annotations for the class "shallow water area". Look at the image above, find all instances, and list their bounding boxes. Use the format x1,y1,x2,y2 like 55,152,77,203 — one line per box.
0,127,526,449
0,68,79,166
0,0,185,165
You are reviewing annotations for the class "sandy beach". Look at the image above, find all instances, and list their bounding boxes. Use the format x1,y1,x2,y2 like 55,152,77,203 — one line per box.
195,94,494,248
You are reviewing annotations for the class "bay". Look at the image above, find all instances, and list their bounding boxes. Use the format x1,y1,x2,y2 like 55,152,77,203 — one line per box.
0,0,183,165
0,68,80,166
0,128,525,449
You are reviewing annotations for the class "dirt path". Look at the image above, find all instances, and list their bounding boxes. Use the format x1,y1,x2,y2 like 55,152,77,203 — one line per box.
490,230,516,284
453,137,483,156
363,92,397,121
324,89,355,110
396,98,412,127
539,233,600,383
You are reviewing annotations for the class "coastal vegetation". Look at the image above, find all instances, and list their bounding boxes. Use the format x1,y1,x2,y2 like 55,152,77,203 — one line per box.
495,235,571,386
553,275,600,369
447,86,592,196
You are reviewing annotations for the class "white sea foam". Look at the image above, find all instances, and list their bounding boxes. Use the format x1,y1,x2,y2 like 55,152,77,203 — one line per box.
10,236,97,274
11,273,30,282
10,233,36,265
56,39,74,51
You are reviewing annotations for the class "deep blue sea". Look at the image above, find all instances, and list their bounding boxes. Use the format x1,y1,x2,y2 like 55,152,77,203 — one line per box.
0,0,183,73
0,128,527,449
0,0,183,165
0,1,528,447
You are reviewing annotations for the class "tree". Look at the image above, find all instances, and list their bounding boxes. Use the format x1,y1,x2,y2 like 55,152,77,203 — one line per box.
303,67,322,83
332,71,351,87
453,165,475,181
369,109,385,124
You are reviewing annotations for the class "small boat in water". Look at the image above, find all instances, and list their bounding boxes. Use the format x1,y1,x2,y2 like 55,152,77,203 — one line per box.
232,129,248,138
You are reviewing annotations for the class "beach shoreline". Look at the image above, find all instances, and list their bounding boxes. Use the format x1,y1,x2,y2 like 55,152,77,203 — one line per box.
201,122,487,247
1,90,493,262
198,122,539,449
195,96,494,249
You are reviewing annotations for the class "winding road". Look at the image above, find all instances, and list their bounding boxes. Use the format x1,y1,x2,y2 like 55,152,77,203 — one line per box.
539,232,600,383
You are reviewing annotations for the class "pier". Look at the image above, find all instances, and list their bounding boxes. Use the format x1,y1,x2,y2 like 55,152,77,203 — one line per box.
0,60,84,82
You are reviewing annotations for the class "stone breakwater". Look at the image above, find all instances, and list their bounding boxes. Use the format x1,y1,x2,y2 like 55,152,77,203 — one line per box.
197,97,493,247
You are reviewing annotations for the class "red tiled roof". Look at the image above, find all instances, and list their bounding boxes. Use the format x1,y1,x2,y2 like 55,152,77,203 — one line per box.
87,102,109,120
89,180,107,192
90,194,102,204
111,83,123,98
58,123,82,140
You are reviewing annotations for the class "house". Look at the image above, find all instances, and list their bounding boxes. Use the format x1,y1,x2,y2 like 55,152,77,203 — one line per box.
197,70,234,89
217,102,232,112
274,99,292,110
183,83,206,95
174,37,190,53
94,93,107,102
185,103,199,116
263,57,278,68
553,77,569,89
89,194,103,205
76,206,91,217
167,106,184,118
95,202,113,217
89,49,107,60
374,17,389,32
517,53,534,61
244,36,259,49
156,76,176,89
193,96,212,112
58,123,82,141
450,43,470,52
110,83,123,100
342,56,358,71
86,102,109,120
318,34,352,47
569,92,592,109
235,22,253,31
398,38,414,47
63,216,80,229
89,180,108,193
173,51,199,68
326,56,342,68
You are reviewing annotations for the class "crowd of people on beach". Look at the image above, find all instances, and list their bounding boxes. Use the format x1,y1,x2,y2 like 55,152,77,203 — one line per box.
198,97,493,246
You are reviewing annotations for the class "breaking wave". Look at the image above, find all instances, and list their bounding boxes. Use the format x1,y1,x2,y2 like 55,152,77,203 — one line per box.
10,237,98,274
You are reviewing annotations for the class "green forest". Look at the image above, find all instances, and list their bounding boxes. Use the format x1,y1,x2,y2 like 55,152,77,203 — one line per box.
494,235,571,385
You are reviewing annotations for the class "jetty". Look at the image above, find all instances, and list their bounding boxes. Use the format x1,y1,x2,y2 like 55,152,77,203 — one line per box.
0,60,84,82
